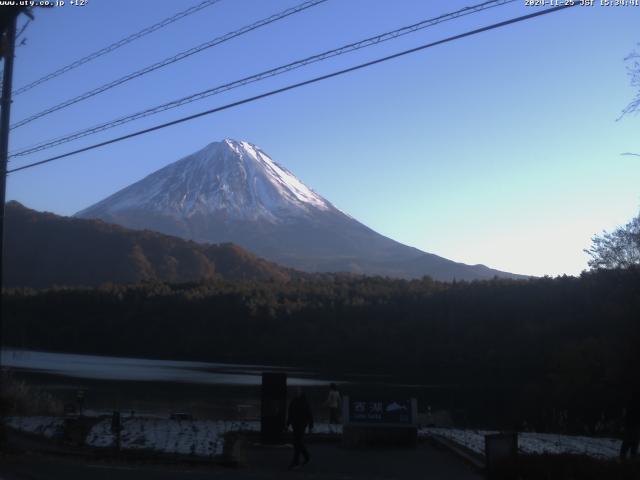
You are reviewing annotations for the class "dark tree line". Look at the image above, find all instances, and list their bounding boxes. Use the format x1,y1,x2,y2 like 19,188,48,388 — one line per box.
2,268,639,432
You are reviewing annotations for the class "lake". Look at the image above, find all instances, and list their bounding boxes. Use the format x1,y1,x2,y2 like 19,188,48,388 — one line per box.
1,349,442,422
2,349,516,427
1,349,330,386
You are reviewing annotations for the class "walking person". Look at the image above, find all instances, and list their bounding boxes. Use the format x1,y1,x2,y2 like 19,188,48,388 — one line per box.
287,388,314,470
620,387,640,460
324,383,341,434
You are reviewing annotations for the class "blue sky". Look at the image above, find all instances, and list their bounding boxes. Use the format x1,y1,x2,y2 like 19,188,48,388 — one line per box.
5,0,640,277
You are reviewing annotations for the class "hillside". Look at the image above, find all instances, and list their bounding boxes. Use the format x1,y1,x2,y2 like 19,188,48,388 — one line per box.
76,139,527,281
3,201,294,288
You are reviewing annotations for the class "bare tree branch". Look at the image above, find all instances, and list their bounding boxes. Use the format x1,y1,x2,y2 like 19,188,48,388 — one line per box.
619,43,640,119
585,213,640,270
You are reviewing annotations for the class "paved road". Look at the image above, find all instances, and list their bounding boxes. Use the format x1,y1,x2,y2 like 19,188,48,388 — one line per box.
0,441,482,479
244,440,483,479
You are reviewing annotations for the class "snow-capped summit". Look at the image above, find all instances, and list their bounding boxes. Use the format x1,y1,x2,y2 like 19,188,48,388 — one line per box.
76,139,525,281
76,139,331,223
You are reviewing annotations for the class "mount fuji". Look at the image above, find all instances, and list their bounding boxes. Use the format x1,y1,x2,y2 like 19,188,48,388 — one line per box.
75,139,524,281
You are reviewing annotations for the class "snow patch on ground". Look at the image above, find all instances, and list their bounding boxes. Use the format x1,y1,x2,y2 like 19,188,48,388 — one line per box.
85,418,342,457
311,423,343,435
5,415,344,459
6,416,620,461
86,418,260,457
421,427,623,460
4,416,64,438
5,416,620,461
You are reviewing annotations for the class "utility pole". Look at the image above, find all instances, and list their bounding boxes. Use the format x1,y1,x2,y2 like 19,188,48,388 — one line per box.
0,12,17,402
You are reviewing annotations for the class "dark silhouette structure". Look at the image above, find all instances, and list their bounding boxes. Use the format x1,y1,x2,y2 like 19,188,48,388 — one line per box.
620,388,640,460
260,372,287,444
287,388,314,469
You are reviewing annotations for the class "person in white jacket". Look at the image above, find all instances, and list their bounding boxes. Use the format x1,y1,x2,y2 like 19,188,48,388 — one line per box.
324,383,341,433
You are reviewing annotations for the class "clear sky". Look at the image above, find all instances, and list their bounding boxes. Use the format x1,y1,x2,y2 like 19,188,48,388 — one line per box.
5,0,640,277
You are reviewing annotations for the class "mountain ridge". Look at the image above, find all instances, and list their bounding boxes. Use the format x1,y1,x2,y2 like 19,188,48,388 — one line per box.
75,138,527,281
3,201,296,289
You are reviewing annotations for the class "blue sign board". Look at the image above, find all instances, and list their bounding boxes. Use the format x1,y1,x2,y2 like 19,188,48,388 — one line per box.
348,399,413,424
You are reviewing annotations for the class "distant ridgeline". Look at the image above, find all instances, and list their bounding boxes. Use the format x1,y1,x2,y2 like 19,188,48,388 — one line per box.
74,139,527,282
2,266,639,433
3,194,525,290
2,201,296,288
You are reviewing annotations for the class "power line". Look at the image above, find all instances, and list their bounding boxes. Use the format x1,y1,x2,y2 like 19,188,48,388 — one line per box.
12,0,224,97
15,18,30,42
10,0,328,130
10,0,516,159
7,4,576,175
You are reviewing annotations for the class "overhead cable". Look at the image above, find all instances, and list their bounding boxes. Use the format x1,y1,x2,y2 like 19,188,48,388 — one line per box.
12,0,224,96
7,4,577,175
10,0,515,158
10,0,328,129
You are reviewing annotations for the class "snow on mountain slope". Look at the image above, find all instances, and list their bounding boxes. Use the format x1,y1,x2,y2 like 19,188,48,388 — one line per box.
76,139,331,223
76,139,526,281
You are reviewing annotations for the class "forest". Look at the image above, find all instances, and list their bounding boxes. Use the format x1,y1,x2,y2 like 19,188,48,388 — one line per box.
2,267,639,432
